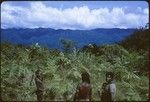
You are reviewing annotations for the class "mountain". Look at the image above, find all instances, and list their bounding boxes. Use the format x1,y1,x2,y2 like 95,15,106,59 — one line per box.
1,28,136,49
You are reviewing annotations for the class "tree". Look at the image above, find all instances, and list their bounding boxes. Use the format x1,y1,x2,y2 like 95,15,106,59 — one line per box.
81,43,100,55
120,24,149,51
60,38,76,53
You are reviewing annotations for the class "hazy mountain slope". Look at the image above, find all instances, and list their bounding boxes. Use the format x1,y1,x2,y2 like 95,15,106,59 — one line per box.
1,28,136,49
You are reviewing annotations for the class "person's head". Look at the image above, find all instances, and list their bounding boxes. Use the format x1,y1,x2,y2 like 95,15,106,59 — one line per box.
81,72,90,84
106,72,114,82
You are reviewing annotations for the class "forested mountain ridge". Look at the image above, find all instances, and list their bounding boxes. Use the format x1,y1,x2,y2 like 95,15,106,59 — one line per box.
1,28,136,49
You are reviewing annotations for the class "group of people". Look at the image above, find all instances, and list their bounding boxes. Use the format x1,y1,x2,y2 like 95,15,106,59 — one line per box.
34,69,116,102
73,72,116,102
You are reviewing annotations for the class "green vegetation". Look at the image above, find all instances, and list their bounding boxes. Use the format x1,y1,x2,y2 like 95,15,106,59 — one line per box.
1,29,149,101
120,29,149,51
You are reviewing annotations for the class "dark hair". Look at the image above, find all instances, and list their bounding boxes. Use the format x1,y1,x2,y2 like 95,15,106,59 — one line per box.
81,72,90,84
106,72,114,79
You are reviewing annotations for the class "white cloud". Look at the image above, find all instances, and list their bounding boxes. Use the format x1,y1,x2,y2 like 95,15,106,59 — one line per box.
1,2,149,29
143,8,148,14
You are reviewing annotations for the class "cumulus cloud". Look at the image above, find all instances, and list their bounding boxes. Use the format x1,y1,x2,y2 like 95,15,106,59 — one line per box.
1,2,149,29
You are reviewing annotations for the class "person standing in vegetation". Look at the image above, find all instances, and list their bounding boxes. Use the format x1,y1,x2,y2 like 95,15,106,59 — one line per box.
35,69,44,101
74,72,92,101
100,72,116,102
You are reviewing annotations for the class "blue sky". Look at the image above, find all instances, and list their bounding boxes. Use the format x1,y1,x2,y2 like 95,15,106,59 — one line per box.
1,1,149,29
3,1,148,9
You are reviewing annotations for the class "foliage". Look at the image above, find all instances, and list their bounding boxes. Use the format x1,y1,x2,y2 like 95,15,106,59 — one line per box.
119,27,149,75
120,28,149,51
1,42,149,101
60,38,76,53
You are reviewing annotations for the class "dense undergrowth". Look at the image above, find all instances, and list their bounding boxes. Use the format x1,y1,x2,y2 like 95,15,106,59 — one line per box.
1,29,149,101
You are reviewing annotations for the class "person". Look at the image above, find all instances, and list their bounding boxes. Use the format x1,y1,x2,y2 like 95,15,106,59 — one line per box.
74,72,92,101
35,69,44,101
100,72,116,102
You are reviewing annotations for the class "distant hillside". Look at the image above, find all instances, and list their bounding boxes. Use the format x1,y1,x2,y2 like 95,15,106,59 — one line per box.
1,28,136,49
120,29,149,51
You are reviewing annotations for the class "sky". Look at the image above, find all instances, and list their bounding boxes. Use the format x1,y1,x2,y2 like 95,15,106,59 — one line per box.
1,1,149,29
